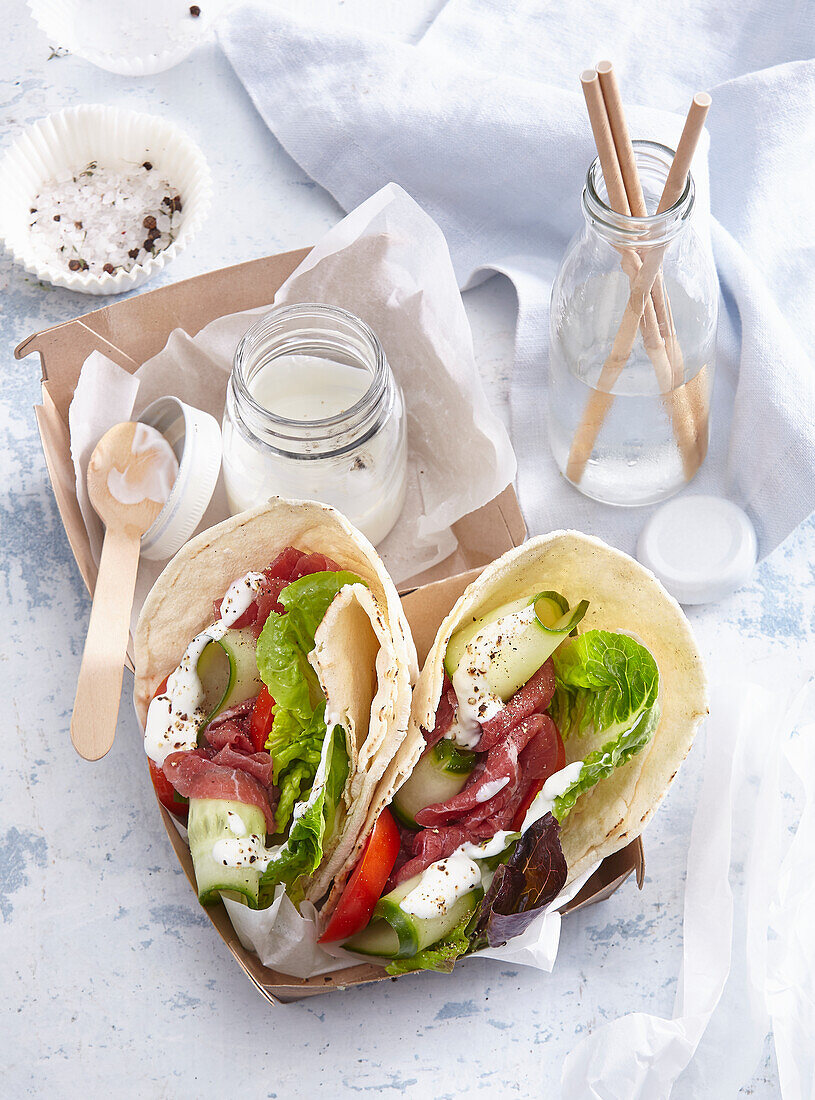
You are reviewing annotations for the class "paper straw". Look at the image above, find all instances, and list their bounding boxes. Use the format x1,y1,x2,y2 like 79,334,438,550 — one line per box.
566,72,700,483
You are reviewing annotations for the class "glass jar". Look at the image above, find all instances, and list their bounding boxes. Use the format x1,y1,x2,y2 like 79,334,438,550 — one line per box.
548,141,718,506
222,303,407,544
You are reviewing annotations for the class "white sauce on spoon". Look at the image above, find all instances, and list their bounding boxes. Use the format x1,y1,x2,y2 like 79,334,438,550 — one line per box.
107,422,178,506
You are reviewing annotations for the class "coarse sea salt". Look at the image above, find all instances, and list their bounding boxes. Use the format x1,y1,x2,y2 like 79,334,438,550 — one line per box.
28,162,183,277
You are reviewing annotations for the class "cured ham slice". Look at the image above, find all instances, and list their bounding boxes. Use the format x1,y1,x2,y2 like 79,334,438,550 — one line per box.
415,715,546,828
394,696,564,882
206,721,255,755
211,745,274,788
204,699,258,755
477,660,557,751
163,751,275,832
393,825,476,886
165,697,278,831
212,545,344,635
422,676,457,749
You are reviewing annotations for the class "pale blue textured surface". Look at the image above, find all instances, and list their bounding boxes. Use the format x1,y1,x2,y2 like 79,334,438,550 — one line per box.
1,2,809,1095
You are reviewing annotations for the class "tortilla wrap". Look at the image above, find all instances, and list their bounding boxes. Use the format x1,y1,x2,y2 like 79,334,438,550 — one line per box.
391,530,708,885
133,496,417,907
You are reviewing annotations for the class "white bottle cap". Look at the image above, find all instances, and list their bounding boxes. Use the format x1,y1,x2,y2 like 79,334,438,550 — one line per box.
637,495,757,605
138,397,222,561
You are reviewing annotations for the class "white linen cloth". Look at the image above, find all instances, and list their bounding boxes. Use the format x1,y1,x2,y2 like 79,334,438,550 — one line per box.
562,669,815,1100
219,0,815,560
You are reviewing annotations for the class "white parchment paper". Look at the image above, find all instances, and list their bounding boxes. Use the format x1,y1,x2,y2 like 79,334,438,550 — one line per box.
67,182,516,614
221,859,599,980
561,664,815,1099
66,183,519,976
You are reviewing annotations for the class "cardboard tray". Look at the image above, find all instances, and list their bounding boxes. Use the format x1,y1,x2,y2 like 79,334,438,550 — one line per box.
18,250,644,1004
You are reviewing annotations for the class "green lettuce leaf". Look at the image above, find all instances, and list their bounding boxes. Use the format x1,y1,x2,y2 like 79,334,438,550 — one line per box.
548,629,660,820
553,705,660,820
549,629,659,744
256,570,362,832
259,724,349,905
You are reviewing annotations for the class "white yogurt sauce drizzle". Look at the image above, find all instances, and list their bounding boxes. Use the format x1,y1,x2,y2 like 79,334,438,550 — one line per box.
458,832,516,860
144,570,267,766
399,850,482,919
211,833,284,872
447,604,539,749
474,776,509,803
107,423,178,506
520,761,585,833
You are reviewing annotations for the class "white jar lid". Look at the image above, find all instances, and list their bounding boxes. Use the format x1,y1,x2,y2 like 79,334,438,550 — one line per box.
637,495,757,605
138,396,222,561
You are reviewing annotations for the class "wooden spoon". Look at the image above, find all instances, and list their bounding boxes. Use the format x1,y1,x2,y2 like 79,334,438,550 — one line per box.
71,421,178,761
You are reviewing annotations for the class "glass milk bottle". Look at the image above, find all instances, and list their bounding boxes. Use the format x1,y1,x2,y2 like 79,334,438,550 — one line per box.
548,141,718,506
222,303,407,544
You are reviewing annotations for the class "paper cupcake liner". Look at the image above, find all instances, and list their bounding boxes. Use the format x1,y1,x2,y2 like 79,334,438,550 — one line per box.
27,0,233,77
0,104,212,295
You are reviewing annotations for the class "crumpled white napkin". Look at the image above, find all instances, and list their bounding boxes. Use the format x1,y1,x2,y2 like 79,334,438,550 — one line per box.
219,0,815,559
67,184,516,617
222,856,599,979
561,668,815,1099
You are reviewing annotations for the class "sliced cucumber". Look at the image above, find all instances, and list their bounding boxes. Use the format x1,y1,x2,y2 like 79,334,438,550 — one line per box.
392,740,477,829
444,596,530,678
344,918,400,958
484,595,589,702
347,874,483,959
532,590,571,627
197,626,263,728
445,591,589,704
187,798,267,908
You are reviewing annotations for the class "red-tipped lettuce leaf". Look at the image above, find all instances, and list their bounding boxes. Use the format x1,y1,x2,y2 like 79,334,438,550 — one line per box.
473,812,567,949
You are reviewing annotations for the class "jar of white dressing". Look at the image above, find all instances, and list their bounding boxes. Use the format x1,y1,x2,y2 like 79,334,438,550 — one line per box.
222,303,408,545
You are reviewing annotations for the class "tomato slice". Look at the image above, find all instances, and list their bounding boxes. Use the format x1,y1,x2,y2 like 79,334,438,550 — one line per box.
318,808,401,943
148,757,189,822
146,675,189,822
511,724,566,832
249,686,275,753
